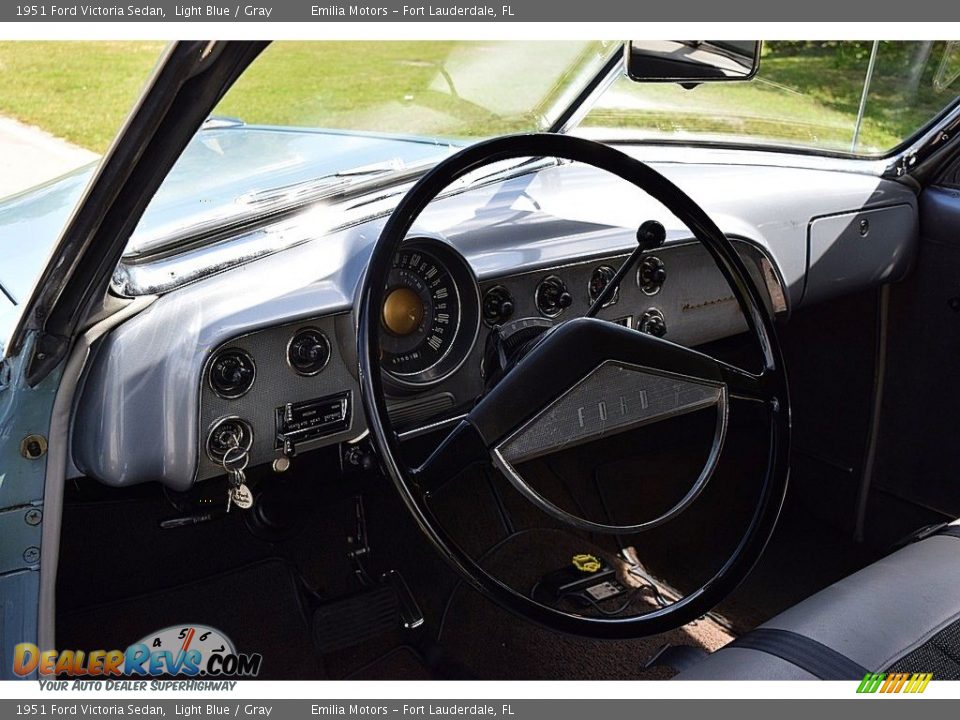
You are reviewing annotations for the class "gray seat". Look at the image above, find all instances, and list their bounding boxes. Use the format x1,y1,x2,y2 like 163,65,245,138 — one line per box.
677,532,960,679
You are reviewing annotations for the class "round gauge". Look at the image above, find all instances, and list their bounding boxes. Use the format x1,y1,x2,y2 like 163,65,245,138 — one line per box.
208,348,256,399
287,328,331,376
588,265,619,307
380,240,480,387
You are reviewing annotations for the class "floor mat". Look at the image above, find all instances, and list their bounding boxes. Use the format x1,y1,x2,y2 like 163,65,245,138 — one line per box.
56,558,325,680
346,646,434,680
437,528,732,680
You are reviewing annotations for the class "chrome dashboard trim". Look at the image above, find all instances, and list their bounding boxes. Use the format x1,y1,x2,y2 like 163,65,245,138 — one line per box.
396,413,468,441
587,265,619,308
112,157,561,297
533,274,569,319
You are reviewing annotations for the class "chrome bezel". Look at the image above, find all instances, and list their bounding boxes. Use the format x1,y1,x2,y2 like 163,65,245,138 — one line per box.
285,327,331,377
481,285,515,328
382,238,482,390
207,347,256,400
205,415,254,464
587,264,619,308
534,274,569,319
637,256,665,297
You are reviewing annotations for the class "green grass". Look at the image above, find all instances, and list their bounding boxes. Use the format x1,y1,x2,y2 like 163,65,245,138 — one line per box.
0,41,165,152
0,41,954,156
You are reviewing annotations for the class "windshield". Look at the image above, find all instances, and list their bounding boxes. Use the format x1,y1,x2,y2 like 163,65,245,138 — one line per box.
118,40,618,258
580,41,960,155
217,41,618,138
119,40,960,261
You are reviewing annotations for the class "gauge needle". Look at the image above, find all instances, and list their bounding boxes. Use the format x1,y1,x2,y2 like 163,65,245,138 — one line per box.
180,627,196,653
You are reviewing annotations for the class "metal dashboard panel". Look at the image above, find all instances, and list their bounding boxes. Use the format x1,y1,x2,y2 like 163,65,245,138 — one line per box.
478,240,783,348
804,204,918,306
197,314,361,482
70,153,919,489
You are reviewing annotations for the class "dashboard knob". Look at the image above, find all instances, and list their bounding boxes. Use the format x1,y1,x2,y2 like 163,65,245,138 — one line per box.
482,286,515,326
287,328,331,376
639,309,667,338
209,348,256,399
638,256,667,295
535,275,572,318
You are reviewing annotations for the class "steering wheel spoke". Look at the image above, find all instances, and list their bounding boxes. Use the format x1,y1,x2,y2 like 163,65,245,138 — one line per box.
717,361,770,404
411,419,490,496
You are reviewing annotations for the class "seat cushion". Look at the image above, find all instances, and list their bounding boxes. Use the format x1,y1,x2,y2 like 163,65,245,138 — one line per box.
677,534,960,679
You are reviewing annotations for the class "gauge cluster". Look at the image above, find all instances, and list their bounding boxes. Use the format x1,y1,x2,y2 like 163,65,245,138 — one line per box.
379,239,480,388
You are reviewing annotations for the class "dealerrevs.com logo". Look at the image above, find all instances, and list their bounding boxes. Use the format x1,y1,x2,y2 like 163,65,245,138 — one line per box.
13,625,262,678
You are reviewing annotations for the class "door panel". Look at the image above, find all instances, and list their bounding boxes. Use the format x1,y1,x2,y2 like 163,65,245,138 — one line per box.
869,186,960,534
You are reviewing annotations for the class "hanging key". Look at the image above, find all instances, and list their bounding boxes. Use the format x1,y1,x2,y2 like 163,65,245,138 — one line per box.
222,444,253,513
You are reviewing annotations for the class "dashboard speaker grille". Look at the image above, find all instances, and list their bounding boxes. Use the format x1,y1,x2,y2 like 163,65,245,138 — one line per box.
388,392,456,430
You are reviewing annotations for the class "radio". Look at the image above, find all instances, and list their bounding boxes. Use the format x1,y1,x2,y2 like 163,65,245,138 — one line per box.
275,392,351,457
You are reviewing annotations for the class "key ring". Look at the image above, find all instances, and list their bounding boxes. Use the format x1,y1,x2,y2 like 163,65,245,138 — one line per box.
222,445,249,474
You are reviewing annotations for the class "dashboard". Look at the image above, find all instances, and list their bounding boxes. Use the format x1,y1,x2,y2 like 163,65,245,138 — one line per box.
69,151,919,490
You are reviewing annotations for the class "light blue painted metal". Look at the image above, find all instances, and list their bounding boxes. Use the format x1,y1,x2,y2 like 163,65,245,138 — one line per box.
0,333,63,679
0,569,39,680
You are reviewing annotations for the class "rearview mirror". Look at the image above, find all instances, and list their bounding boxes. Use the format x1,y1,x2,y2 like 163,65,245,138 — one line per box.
625,41,760,83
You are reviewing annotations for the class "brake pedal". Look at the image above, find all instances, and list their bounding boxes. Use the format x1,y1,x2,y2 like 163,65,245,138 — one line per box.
312,570,424,652
313,584,400,653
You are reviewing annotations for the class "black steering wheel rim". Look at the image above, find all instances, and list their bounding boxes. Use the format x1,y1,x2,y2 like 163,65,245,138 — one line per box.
358,132,790,638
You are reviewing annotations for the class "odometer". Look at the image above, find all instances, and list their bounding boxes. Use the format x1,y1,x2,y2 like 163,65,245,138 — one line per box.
379,240,479,388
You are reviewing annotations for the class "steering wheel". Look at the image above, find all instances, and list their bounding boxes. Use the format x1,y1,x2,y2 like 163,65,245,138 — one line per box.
358,133,790,638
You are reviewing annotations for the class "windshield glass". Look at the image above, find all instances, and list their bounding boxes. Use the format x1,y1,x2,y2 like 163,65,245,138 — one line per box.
120,40,618,258
580,41,960,155
218,41,617,138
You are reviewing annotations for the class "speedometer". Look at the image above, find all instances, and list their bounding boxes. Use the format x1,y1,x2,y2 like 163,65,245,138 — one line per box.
380,239,480,388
